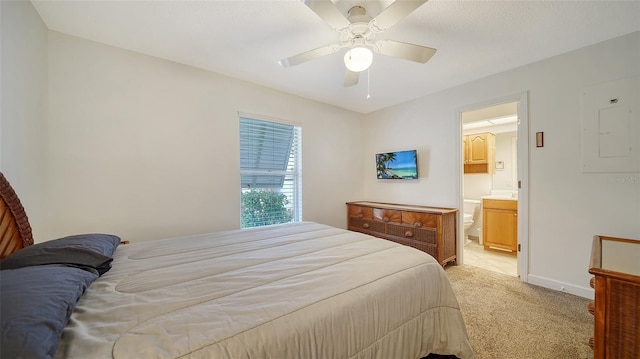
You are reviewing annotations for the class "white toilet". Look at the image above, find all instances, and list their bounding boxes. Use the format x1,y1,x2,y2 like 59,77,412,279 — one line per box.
463,199,481,242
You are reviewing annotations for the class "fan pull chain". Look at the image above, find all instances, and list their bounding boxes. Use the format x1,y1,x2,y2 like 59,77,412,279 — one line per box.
366,67,371,100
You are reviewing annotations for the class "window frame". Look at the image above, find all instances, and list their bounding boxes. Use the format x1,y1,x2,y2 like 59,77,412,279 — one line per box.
239,113,302,228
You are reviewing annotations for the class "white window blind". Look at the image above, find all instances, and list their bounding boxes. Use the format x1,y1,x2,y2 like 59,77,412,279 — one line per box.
239,116,302,228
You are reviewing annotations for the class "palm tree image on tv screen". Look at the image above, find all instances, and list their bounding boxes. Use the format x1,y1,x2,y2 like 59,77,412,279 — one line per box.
376,150,418,179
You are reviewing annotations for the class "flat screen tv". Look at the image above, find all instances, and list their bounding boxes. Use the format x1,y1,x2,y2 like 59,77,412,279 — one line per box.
376,149,418,179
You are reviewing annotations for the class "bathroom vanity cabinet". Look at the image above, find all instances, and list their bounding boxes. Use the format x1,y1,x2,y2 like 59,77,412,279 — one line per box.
346,201,458,267
482,198,517,253
588,235,640,359
463,132,495,174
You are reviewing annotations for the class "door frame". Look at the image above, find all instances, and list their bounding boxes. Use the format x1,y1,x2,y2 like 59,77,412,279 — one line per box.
455,91,529,282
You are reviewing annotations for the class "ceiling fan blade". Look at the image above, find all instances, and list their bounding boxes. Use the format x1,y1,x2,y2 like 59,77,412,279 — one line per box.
278,44,340,67
370,0,428,32
344,69,359,87
373,39,436,63
302,0,350,31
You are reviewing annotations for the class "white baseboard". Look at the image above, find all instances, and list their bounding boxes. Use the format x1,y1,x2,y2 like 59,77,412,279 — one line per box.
526,274,594,299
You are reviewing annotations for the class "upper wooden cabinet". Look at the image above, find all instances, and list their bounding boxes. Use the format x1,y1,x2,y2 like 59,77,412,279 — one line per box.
464,132,496,174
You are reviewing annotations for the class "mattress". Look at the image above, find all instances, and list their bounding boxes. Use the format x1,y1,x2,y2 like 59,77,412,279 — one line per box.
55,222,474,359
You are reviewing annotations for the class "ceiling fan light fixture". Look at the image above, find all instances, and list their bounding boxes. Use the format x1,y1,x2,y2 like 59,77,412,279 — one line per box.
344,46,373,72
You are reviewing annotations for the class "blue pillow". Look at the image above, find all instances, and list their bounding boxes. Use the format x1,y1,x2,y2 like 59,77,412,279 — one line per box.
0,246,113,275
0,234,120,275
29,233,121,257
0,265,98,359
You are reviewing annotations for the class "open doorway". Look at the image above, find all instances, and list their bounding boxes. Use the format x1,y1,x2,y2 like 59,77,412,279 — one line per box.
457,92,529,281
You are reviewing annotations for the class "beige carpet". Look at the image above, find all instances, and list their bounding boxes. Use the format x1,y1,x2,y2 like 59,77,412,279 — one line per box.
444,264,594,359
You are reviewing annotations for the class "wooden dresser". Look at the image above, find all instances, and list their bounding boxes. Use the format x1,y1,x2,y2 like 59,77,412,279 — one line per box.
588,235,640,359
346,201,458,267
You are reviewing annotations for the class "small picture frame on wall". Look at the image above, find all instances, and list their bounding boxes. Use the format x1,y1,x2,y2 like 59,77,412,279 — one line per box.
536,132,544,147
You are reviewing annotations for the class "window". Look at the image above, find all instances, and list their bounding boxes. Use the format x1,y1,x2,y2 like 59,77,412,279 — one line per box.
239,115,302,228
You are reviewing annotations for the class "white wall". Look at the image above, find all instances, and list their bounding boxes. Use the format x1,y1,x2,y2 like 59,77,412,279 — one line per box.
363,92,463,208
463,173,491,201
45,32,365,242
0,0,47,238
493,132,517,190
364,31,640,298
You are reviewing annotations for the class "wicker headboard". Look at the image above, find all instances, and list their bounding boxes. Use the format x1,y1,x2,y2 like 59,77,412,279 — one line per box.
0,172,34,259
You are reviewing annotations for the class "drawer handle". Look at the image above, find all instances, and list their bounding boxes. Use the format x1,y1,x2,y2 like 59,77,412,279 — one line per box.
383,217,389,222
357,213,363,218
590,277,595,288
414,221,422,227
587,301,595,315
405,230,414,238
363,223,370,229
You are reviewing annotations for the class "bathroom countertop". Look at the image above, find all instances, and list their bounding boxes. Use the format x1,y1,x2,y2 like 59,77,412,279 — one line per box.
483,190,518,201
482,195,518,201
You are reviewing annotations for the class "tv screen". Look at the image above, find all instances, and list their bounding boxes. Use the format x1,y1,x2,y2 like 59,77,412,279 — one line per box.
376,149,418,179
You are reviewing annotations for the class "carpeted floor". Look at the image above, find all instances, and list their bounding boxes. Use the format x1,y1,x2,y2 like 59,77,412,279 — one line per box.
442,264,594,359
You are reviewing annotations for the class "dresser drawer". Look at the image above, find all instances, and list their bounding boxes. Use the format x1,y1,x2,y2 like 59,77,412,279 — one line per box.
483,199,517,211
402,211,437,228
387,224,437,244
349,218,385,233
373,209,402,223
348,205,373,219
410,241,438,259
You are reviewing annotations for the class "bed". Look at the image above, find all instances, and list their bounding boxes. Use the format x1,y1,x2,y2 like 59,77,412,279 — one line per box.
0,172,475,359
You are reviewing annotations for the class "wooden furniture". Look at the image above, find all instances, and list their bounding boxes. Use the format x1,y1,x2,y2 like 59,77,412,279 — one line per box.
346,201,458,266
482,198,517,253
0,172,34,259
463,132,496,174
588,235,640,359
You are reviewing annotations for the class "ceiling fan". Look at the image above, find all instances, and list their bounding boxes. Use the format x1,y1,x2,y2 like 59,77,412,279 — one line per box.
278,0,436,87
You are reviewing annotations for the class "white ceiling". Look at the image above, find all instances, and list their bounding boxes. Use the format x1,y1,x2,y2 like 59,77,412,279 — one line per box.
31,0,640,114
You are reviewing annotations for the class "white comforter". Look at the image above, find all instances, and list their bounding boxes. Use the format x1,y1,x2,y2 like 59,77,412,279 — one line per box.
56,222,474,359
